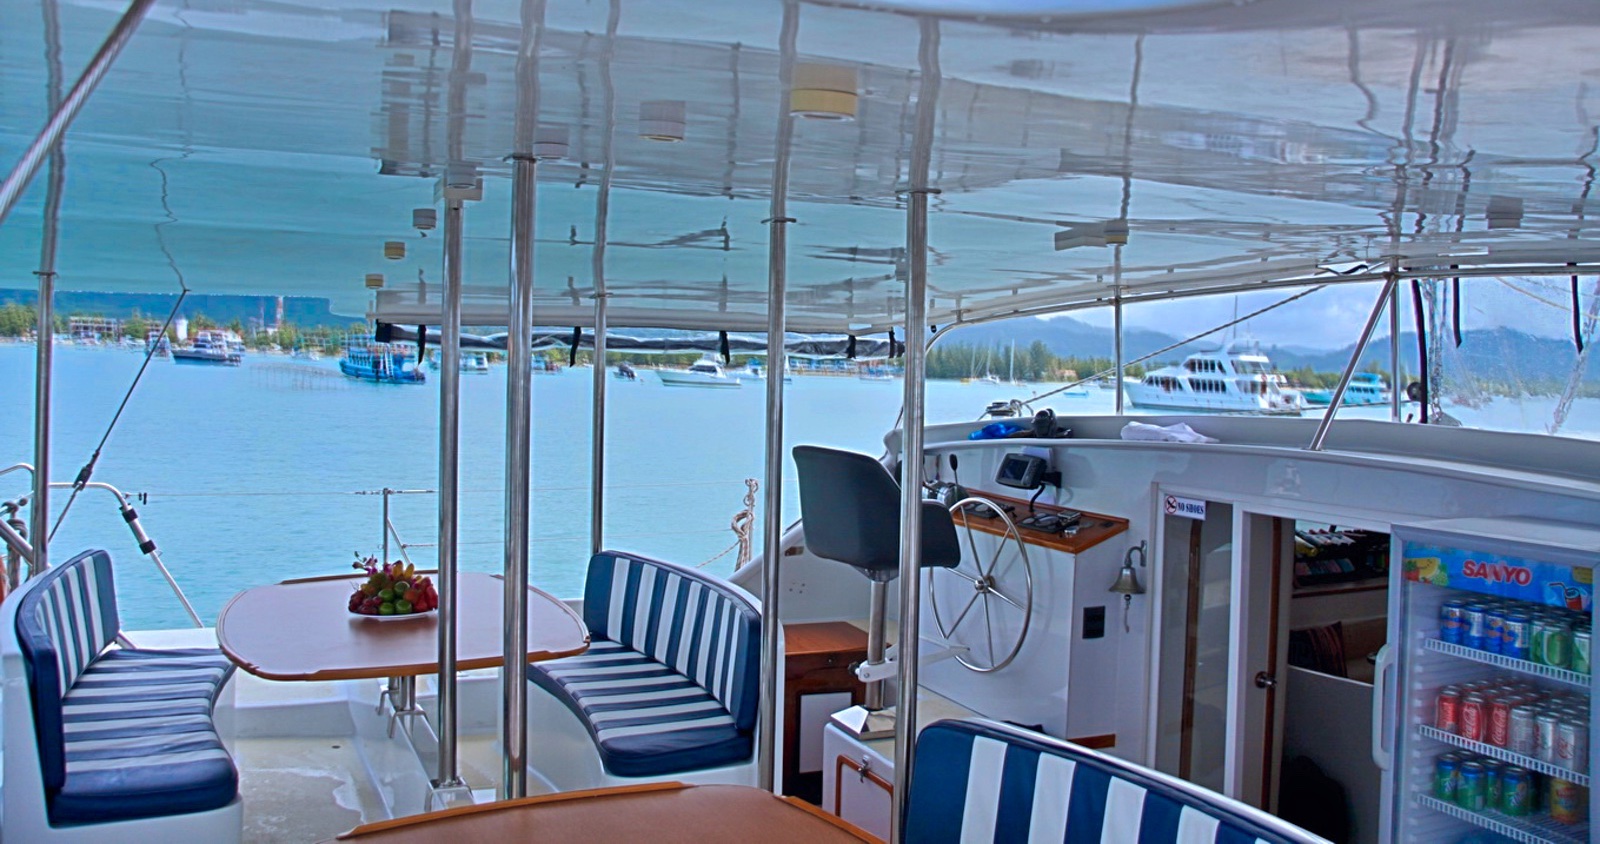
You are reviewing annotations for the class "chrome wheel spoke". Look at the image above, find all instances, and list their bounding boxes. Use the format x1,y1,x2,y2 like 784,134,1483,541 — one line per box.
992,588,1026,613
948,590,981,634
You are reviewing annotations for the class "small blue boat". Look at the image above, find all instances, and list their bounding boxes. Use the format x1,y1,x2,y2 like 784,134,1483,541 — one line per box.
1303,372,1390,406
340,342,426,384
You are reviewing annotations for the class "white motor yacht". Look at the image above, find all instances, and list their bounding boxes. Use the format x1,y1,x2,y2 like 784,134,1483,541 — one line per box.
1123,344,1304,415
654,356,743,388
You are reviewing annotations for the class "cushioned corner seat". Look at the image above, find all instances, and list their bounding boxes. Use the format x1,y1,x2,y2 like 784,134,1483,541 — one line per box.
905,719,1329,844
12,549,238,826
528,551,760,777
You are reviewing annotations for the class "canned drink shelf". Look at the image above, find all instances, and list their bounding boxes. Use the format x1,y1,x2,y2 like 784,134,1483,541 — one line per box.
1418,725,1590,786
1416,795,1587,844
1425,638,1590,688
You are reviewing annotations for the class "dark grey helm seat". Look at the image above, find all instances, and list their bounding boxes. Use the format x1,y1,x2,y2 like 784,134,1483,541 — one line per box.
793,445,961,581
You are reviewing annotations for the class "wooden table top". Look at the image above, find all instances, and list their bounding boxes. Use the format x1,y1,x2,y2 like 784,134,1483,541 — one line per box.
333,783,877,843
217,572,589,681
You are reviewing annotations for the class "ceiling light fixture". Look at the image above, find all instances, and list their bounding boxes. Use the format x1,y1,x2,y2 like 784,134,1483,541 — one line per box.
791,64,858,121
639,101,687,142
365,273,385,290
534,125,569,159
384,241,406,260
413,208,437,231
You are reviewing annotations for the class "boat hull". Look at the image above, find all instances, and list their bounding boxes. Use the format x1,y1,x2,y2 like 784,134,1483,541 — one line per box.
654,370,741,388
1123,379,1301,415
171,350,242,366
339,359,426,384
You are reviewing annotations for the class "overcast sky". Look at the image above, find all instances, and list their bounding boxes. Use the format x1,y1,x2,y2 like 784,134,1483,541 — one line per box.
1066,277,1596,350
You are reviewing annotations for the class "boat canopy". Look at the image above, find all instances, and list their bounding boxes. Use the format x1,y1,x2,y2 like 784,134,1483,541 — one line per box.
4,0,1600,332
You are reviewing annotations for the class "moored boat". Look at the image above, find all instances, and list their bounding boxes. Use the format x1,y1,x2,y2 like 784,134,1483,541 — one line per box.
1303,372,1391,407
654,356,742,388
171,330,244,366
341,342,426,384
1123,343,1303,415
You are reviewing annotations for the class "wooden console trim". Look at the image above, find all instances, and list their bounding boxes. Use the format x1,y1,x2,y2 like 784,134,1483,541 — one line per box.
833,753,894,815
950,492,1127,555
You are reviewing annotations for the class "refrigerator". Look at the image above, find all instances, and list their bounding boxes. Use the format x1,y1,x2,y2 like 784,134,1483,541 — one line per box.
1382,518,1598,844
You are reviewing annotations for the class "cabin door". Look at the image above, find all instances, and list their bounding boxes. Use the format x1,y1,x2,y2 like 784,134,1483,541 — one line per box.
1151,498,1235,795
1229,512,1294,812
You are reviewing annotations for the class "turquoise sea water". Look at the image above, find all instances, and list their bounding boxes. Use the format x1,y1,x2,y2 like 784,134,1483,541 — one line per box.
1,343,1595,629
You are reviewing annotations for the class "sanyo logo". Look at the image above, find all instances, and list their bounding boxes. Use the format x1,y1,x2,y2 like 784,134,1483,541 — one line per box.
1462,559,1534,586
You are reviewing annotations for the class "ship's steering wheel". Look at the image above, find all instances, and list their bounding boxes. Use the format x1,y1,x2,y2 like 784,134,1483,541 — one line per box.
928,496,1034,673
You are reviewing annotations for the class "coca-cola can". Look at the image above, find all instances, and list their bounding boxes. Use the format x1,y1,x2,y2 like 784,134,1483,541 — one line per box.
1437,687,1462,733
1556,719,1589,774
1488,697,1514,747
1536,712,1560,763
1460,694,1488,743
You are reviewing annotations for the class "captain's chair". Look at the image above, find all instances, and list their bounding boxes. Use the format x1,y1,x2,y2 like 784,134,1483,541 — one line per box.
792,445,961,738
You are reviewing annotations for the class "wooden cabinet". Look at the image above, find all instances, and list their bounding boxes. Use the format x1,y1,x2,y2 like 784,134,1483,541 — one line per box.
783,621,868,801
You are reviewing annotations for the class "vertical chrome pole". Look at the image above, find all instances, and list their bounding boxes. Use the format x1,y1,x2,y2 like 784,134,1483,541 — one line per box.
436,194,466,794
892,17,940,844
1113,296,1125,415
32,272,53,577
501,0,545,800
0,0,156,228
381,489,390,563
756,0,799,795
1308,273,1398,451
1390,280,1403,421
590,0,619,557
433,0,473,801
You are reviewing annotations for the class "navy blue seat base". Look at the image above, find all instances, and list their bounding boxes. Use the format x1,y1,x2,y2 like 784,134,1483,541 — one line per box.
529,640,751,777
528,551,761,779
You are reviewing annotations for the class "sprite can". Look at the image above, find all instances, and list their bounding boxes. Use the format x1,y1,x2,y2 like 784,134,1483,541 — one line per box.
1501,766,1532,816
1457,761,1486,811
1435,752,1461,801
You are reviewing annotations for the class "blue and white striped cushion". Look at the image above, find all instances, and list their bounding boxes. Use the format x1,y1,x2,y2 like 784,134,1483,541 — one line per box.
531,639,749,776
581,552,760,732
904,720,1328,844
12,550,239,824
535,551,761,777
52,647,238,824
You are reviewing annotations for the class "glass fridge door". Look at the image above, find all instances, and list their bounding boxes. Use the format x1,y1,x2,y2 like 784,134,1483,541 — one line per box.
1392,525,1595,844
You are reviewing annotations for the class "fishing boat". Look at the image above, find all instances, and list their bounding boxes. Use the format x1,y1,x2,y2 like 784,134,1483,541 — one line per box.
1122,344,1303,415
1303,373,1391,407
171,330,244,366
6,2,1600,843
654,356,742,388
340,342,426,384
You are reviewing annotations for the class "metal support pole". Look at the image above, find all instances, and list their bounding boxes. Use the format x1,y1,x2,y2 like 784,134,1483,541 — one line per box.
500,0,544,801
755,0,799,796
1308,273,1399,451
0,0,155,228
1113,297,1125,415
503,157,536,799
892,17,941,844
590,0,618,557
435,196,466,795
32,270,53,578
1390,282,1403,421
381,488,391,563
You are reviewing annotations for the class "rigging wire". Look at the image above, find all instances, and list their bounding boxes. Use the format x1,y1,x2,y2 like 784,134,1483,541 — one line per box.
50,5,195,541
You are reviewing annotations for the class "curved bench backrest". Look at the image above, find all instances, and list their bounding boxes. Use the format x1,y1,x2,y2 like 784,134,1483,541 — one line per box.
905,719,1330,844
582,551,761,732
14,549,120,792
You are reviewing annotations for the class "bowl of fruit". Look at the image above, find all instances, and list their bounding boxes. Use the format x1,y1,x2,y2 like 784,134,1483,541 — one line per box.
348,555,438,620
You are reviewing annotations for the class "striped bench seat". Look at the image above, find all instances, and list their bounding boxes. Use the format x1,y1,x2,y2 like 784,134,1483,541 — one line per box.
905,719,1329,844
10,550,238,826
528,551,760,778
